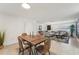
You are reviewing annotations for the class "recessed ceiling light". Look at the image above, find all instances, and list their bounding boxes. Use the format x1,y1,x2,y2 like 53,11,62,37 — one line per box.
22,3,31,9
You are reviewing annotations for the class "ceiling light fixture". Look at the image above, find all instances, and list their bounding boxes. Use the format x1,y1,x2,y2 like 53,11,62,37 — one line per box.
22,3,31,9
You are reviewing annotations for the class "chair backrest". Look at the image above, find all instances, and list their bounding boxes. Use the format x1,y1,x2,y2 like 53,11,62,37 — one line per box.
21,33,27,36
18,36,24,49
21,33,28,42
44,37,51,52
39,31,44,35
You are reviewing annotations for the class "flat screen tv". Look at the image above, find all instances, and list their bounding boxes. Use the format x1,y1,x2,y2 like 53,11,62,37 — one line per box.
47,25,51,30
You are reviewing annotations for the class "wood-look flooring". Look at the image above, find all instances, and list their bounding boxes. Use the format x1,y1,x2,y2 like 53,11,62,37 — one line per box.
0,37,79,55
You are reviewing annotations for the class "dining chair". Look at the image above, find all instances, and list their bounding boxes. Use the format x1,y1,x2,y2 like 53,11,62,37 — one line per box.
18,36,32,55
35,37,51,55
21,33,27,36
21,33,30,45
38,31,44,35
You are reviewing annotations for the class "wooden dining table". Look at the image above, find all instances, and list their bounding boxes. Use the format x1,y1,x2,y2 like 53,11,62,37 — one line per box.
20,35,46,54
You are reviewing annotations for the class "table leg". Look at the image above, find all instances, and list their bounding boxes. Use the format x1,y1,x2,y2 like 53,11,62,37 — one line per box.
31,45,38,55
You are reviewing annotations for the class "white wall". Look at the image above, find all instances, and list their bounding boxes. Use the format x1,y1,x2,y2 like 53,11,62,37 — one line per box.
0,14,38,46
0,14,23,45
24,20,39,35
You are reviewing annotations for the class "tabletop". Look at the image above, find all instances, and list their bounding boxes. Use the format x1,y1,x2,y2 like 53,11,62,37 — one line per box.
20,35,46,46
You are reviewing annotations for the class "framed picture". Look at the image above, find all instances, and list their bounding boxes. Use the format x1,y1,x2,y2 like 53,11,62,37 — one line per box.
39,25,42,31
47,25,51,30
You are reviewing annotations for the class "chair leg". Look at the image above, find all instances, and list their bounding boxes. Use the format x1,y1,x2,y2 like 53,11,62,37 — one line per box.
18,48,24,55
29,50,31,55
48,51,50,55
28,48,32,55
21,49,24,55
33,46,37,55
34,49,36,55
31,49,34,55
34,50,38,55
18,48,21,54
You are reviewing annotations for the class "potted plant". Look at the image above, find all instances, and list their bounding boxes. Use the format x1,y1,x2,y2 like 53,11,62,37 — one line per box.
70,25,75,37
0,32,5,49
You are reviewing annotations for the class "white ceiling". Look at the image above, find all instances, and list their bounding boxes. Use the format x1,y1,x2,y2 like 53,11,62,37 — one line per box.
0,3,79,23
